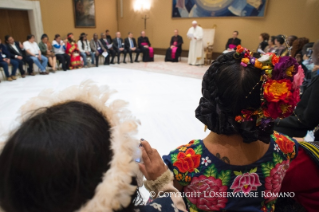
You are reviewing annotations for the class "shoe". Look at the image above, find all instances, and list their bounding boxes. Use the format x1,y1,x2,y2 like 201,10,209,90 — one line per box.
123,61,127,64
111,62,115,65
7,77,13,81
105,63,110,65
52,69,56,73
118,62,120,64
22,75,26,78
130,61,133,63
84,65,88,68
11,76,17,80
29,72,36,76
135,60,139,63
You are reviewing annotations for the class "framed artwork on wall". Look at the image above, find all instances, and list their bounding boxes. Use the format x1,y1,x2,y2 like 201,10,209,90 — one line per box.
73,0,96,28
172,0,268,18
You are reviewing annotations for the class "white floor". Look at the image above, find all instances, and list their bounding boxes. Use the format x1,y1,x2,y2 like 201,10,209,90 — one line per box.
0,65,209,200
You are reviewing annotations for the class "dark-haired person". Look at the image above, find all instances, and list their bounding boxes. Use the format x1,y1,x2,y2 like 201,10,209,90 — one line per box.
52,34,70,71
287,35,298,47
138,31,154,62
5,35,34,76
78,33,94,68
147,47,313,211
105,29,113,44
165,29,183,62
257,33,269,53
125,32,140,63
66,33,82,69
0,82,187,212
113,32,127,64
225,31,241,50
0,39,18,82
23,35,48,75
264,35,277,53
275,35,288,56
100,33,115,65
39,34,57,72
90,33,108,67
291,37,309,61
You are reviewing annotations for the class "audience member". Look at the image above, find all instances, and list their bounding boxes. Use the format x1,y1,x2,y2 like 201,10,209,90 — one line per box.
165,29,183,62
23,35,48,75
264,35,277,53
105,29,113,44
225,31,241,50
302,42,314,73
275,40,319,140
66,33,82,69
138,31,154,62
0,83,186,212
39,34,57,73
90,33,108,67
100,33,115,64
275,35,288,56
291,37,309,60
78,33,94,68
257,33,269,52
0,39,18,81
52,34,70,71
287,35,298,47
125,32,140,63
5,35,34,76
113,32,127,64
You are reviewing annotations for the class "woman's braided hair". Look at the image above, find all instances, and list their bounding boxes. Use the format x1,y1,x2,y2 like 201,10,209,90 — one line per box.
195,52,272,143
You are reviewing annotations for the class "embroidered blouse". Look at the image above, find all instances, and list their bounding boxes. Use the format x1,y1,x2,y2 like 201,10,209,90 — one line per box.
162,132,298,212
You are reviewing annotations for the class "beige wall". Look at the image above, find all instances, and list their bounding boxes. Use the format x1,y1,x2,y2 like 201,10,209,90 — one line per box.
29,0,117,41
118,0,319,53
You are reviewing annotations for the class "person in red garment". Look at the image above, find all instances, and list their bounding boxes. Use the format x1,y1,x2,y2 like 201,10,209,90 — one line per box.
65,33,82,69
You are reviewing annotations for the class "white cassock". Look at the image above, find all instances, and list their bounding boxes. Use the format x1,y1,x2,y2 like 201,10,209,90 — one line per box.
187,26,204,65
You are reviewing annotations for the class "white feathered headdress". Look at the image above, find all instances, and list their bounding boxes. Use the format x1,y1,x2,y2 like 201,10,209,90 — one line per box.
0,81,143,212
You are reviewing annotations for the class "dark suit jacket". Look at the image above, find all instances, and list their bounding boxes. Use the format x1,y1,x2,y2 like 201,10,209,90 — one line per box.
138,36,151,49
100,38,112,50
124,38,137,50
0,44,12,59
113,38,124,51
6,42,24,59
106,35,113,44
225,38,241,49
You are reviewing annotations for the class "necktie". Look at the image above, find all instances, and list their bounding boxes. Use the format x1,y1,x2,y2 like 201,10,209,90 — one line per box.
130,39,134,48
118,39,121,48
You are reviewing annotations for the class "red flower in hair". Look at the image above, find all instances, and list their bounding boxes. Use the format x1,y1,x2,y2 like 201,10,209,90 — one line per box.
263,79,292,103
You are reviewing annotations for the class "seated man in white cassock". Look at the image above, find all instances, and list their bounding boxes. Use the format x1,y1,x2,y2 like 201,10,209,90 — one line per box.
187,20,204,66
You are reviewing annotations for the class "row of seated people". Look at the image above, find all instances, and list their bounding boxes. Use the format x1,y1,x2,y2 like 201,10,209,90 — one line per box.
0,30,155,82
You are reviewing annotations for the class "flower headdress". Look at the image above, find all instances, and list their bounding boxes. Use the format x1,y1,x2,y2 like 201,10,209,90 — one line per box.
234,45,303,131
0,81,143,212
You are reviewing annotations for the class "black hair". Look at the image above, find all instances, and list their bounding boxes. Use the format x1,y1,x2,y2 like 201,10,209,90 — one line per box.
41,33,48,40
234,31,239,35
54,34,61,40
79,33,86,48
0,101,117,212
270,36,276,44
276,35,285,45
26,34,35,40
302,42,314,56
4,35,11,43
195,52,273,143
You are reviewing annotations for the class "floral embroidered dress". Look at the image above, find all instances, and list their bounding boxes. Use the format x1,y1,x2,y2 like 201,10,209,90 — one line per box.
162,132,298,212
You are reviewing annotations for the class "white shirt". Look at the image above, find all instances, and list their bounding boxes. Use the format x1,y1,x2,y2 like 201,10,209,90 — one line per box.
52,40,65,54
77,40,91,52
23,41,40,55
11,44,20,54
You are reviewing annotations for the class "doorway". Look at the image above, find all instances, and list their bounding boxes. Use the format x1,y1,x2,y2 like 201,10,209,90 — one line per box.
0,9,31,43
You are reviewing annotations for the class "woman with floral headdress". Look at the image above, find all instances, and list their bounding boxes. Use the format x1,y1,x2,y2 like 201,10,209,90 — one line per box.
66,33,83,69
0,81,187,212
142,46,314,211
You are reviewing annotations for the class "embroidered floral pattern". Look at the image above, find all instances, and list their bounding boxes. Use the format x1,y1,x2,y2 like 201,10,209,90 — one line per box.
150,203,162,211
274,144,280,152
201,157,211,166
272,132,296,160
173,148,201,173
184,175,228,211
230,168,262,194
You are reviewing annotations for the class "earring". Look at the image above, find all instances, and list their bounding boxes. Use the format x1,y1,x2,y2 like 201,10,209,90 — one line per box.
204,125,207,132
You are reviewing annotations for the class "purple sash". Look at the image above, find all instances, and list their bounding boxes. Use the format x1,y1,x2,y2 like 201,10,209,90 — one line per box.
229,44,237,49
141,42,154,58
171,41,178,59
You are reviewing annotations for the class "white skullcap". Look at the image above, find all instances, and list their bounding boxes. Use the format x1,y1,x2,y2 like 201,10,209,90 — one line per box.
192,20,197,24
